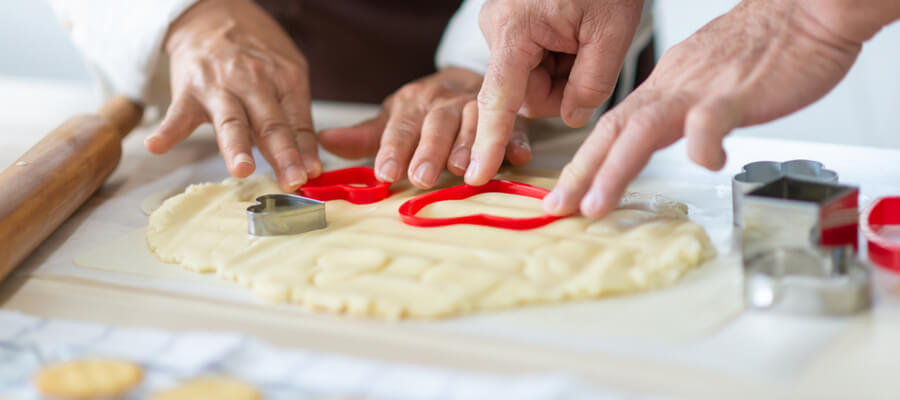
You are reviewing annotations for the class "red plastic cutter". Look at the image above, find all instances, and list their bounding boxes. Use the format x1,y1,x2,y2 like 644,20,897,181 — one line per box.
298,166,391,204
862,196,900,271
398,179,563,230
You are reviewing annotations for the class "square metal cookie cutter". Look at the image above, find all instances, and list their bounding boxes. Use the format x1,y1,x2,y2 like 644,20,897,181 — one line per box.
733,160,838,226
247,194,326,236
739,177,871,315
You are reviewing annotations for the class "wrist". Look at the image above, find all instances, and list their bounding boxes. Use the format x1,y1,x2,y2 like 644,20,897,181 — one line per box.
164,0,242,54
797,0,900,43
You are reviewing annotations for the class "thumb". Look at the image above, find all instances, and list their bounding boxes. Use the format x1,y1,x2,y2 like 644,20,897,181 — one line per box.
684,95,745,171
318,113,388,159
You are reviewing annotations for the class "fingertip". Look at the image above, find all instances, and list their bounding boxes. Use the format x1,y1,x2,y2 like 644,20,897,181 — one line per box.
304,157,323,179
506,143,532,166
282,165,308,192
376,159,401,183
144,134,169,154
230,153,256,178
447,147,470,176
409,161,438,189
580,189,613,219
563,107,596,128
463,158,490,186
542,190,564,215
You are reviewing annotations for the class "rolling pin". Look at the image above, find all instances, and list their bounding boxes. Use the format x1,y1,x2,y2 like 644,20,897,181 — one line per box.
0,96,143,282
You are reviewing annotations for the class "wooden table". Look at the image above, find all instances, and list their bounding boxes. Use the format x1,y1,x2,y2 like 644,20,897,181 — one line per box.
3,77,900,400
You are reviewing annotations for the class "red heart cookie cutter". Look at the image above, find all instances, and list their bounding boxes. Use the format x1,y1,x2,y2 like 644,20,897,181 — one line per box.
298,166,391,204
398,179,563,230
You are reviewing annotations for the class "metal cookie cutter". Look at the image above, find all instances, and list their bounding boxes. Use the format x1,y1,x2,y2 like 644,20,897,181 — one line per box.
744,246,870,315
247,194,326,236
733,160,838,226
740,177,871,315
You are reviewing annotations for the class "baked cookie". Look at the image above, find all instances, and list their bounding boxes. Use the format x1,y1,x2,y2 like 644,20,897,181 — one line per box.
152,377,261,400
34,359,142,399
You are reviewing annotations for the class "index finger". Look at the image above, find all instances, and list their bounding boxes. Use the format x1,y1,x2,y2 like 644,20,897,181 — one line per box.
466,40,543,186
243,92,308,192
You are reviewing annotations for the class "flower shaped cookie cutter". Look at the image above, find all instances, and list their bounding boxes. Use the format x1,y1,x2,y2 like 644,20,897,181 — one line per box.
298,166,391,204
398,180,562,230
732,160,838,226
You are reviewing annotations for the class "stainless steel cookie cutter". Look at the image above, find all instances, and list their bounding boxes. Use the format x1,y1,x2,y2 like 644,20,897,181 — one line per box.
733,160,838,226
744,246,870,315
739,177,871,315
247,194,326,236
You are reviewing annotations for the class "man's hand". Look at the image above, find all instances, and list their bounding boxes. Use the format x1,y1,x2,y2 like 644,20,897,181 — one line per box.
465,0,645,186
145,0,320,192
544,0,888,218
319,67,531,189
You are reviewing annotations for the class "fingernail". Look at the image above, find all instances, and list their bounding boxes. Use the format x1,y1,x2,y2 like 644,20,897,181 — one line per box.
543,190,564,214
516,139,531,152
412,162,437,187
449,147,471,170
464,158,480,182
305,158,322,178
234,153,254,170
377,159,400,182
571,108,595,124
286,165,307,189
580,190,607,217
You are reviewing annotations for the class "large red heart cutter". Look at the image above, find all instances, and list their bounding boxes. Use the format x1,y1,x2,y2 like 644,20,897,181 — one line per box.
398,180,563,230
298,166,391,204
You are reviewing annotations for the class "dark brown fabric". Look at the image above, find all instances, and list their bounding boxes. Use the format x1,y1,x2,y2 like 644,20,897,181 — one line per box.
255,0,463,103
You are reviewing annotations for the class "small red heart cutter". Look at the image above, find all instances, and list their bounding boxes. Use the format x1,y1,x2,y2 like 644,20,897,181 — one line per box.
398,179,562,230
862,196,900,271
298,166,391,204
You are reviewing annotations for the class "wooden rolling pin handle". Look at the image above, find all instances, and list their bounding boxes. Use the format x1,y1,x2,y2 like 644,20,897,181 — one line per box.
0,96,144,282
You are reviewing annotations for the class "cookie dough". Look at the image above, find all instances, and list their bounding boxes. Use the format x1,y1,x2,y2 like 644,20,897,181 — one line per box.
152,377,260,400
34,359,142,399
147,174,715,319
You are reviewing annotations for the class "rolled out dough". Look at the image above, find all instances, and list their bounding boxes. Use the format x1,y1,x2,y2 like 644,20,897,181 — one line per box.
146,174,716,319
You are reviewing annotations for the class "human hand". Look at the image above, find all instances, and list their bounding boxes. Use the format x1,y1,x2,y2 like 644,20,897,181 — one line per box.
465,0,645,186
319,67,531,189
544,0,882,218
145,0,320,192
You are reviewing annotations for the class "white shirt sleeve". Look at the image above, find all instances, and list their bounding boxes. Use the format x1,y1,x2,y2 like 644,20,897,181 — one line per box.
48,0,199,110
435,0,490,75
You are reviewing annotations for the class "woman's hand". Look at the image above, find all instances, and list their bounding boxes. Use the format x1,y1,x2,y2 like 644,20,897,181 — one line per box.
145,0,320,192
319,67,531,189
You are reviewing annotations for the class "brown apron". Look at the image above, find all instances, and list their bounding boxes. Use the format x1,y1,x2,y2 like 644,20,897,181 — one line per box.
255,0,463,103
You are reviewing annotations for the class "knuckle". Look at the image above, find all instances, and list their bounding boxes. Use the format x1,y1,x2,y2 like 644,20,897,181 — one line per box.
428,106,461,123
476,88,503,111
594,113,623,141
217,114,248,131
257,120,291,139
270,146,302,164
573,80,616,104
398,82,426,99
387,118,421,139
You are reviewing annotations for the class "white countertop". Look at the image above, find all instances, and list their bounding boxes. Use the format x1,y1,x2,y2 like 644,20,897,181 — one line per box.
2,77,900,400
